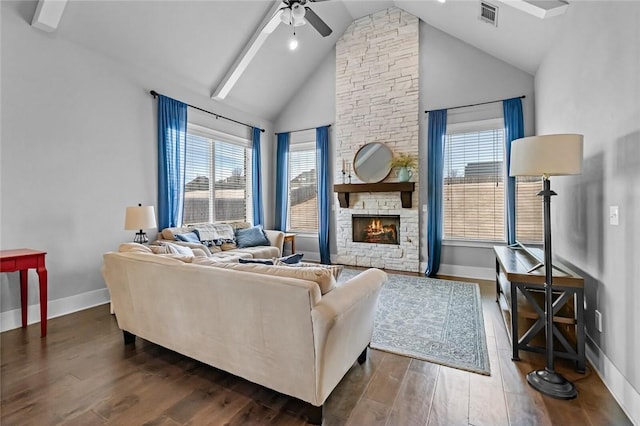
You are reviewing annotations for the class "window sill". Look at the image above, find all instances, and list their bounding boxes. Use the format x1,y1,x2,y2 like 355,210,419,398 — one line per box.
442,239,505,249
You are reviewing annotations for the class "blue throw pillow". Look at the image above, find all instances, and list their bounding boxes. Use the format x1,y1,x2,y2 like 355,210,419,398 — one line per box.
279,253,304,264
239,258,274,265
175,231,200,244
235,225,270,248
175,232,200,244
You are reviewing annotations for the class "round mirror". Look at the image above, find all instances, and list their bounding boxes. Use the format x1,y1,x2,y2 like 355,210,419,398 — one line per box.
353,142,393,183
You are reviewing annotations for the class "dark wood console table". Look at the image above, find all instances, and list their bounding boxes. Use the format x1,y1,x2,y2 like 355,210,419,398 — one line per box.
494,245,585,372
333,182,415,208
0,249,48,337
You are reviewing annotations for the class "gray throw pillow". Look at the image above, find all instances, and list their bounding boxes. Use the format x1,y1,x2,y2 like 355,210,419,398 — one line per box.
235,225,270,248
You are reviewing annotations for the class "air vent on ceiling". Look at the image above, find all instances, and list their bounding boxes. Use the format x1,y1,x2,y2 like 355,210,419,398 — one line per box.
480,1,498,26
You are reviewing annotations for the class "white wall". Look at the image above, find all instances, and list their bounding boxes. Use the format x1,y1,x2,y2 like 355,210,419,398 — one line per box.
273,49,337,261
0,1,273,321
535,1,639,421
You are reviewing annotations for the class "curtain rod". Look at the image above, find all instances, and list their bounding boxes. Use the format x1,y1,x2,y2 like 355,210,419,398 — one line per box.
275,124,332,135
425,95,526,114
150,90,265,133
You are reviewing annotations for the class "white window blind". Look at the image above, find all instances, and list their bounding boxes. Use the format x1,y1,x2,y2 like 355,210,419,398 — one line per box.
443,127,505,241
184,125,252,225
515,176,543,243
288,142,318,233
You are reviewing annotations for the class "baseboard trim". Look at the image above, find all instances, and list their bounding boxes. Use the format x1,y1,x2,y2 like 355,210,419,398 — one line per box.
586,342,639,425
0,288,110,333
419,262,494,281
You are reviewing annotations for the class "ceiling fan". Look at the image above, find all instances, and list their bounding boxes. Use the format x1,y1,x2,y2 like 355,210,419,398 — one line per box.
279,0,333,37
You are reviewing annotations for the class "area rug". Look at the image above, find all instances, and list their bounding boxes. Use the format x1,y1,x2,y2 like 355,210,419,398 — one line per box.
339,269,491,375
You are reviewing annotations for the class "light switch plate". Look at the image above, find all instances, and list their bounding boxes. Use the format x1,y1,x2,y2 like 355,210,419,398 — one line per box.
610,206,619,226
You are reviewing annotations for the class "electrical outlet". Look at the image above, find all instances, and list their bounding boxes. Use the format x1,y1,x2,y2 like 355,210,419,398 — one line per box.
595,309,603,332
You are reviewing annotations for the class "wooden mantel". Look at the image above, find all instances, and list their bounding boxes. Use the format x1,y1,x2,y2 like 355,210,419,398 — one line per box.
333,182,415,208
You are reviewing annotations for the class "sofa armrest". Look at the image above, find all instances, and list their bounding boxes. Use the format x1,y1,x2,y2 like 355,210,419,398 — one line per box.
310,268,386,404
156,239,213,256
264,230,284,256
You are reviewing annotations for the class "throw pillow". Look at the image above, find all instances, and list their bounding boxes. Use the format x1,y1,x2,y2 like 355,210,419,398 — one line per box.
235,225,271,248
175,231,200,244
239,258,274,265
278,252,304,264
163,242,194,256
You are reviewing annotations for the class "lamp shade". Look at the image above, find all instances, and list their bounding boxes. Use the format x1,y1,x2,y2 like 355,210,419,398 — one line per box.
124,205,157,230
510,134,583,177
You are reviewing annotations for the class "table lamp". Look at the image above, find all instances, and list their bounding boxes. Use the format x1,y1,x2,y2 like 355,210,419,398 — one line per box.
510,133,583,399
124,204,157,244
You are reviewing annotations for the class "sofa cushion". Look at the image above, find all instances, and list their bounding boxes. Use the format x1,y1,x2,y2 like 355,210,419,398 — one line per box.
175,231,200,244
236,225,270,248
209,262,336,295
232,246,280,259
118,251,186,266
119,243,153,253
161,226,192,240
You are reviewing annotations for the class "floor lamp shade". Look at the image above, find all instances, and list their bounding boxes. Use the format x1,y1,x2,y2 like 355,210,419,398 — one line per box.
510,134,583,177
124,205,157,243
508,133,583,400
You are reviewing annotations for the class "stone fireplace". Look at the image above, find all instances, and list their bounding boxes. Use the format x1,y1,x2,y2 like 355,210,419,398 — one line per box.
352,215,400,245
334,7,420,272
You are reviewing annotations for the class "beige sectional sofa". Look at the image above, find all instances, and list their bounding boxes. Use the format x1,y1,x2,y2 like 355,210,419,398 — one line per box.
102,246,386,424
156,221,284,260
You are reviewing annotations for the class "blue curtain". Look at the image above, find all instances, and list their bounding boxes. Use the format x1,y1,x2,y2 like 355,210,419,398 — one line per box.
316,126,331,264
251,127,264,226
503,97,524,245
274,132,290,232
426,109,447,277
157,95,187,230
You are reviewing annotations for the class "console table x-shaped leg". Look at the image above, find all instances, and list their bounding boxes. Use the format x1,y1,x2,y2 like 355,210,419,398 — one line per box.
510,281,585,373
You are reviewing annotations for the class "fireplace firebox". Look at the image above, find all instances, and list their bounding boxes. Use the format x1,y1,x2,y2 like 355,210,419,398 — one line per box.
352,215,400,245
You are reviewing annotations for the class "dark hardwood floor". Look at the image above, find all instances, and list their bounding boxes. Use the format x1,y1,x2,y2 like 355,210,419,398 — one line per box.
1,273,632,425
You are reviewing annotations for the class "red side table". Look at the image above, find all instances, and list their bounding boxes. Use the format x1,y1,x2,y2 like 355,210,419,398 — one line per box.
0,249,48,337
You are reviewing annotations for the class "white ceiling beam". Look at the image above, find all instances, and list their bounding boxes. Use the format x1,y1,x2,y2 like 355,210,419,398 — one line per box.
31,0,68,32
212,1,285,101
501,0,569,19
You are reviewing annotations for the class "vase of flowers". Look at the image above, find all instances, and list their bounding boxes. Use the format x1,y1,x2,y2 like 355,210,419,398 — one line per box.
389,153,417,182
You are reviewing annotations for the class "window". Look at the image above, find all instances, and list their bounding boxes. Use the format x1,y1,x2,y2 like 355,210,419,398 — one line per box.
515,176,543,243
442,119,542,243
288,142,318,233
183,124,252,224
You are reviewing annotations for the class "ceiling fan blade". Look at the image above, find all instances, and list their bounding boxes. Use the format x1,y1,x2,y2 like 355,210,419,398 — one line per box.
304,7,332,37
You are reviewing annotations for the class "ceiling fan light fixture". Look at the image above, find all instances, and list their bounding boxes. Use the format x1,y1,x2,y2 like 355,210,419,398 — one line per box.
280,8,292,24
291,3,306,20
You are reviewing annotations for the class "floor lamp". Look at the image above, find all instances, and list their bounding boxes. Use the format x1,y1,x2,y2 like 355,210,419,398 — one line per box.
509,134,583,400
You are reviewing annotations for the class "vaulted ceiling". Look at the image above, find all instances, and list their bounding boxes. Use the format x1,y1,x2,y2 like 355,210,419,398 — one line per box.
45,0,567,121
